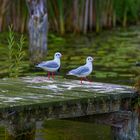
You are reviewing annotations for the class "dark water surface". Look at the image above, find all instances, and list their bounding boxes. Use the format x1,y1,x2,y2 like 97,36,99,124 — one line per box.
25,27,140,85
0,27,140,139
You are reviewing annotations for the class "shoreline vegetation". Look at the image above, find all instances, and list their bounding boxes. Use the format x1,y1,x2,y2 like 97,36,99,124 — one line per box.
0,0,140,34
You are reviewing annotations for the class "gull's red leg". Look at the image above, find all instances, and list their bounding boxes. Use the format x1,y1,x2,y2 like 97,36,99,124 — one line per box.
48,72,50,80
52,72,54,80
80,78,83,84
84,77,92,83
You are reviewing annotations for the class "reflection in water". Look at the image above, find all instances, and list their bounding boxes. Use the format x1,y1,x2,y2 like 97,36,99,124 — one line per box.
38,28,140,85
39,120,110,140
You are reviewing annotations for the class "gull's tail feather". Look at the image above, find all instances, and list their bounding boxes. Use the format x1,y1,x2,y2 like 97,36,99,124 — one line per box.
67,70,75,75
57,66,61,72
35,64,41,68
35,61,46,68
67,72,73,75
35,64,39,68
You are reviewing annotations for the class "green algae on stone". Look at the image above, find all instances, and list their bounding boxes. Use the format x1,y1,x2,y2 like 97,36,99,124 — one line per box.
0,77,134,113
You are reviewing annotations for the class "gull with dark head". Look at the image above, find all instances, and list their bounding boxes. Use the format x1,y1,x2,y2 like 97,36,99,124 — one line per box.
67,56,94,84
36,52,62,79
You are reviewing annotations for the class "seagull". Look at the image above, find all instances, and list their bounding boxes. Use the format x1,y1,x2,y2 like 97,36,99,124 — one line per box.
67,56,94,84
36,52,62,79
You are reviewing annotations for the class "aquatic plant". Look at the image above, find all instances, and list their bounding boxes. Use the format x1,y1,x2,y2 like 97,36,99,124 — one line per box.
14,35,25,77
7,26,25,77
7,26,15,77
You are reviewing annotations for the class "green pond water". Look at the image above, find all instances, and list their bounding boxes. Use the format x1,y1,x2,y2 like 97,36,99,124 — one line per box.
0,27,140,139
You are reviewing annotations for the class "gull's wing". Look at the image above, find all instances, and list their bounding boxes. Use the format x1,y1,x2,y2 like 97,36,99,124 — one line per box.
37,60,59,68
68,66,89,75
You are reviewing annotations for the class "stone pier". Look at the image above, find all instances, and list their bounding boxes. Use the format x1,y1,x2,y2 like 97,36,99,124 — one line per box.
0,77,138,140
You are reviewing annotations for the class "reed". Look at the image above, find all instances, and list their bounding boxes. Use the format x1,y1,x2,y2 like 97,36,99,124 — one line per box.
7,26,25,77
56,0,65,35
0,0,140,34
7,26,15,77
14,34,25,77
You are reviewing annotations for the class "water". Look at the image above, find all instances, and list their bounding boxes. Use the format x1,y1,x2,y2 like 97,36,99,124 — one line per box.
44,28,140,85
0,27,140,139
40,120,110,140
0,27,140,85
